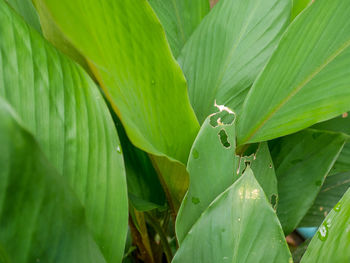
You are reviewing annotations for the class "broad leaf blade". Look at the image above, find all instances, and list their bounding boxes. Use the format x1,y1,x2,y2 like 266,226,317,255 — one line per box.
173,168,292,263
270,129,346,234
0,99,105,263
176,109,238,244
178,0,291,123
237,0,350,145
0,3,127,262
301,188,350,262
34,0,199,164
176,110,278,244
148,0,210,57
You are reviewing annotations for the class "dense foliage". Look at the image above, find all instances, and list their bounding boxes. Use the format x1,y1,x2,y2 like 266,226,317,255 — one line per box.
1,0,350,262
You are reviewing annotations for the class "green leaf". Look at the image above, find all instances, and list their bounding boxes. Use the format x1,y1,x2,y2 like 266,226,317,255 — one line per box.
0,99,105,263
34,0,200,164
291,0,313,20
176,110,278,244
237,0,350,146
270,129,346,234
300,188,350,262
176,109,238,244
178,0,291,123
5,0,42,32
148,0,210,57
300,171,350,227
173,168,292,263
0,2,127,262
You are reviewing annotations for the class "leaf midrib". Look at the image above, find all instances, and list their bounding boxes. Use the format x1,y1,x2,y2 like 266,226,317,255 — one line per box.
241,38,350,145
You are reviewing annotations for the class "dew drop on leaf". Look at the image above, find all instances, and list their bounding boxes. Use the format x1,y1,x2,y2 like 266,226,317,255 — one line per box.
192,149,199,159
334,201,342,212
117,145,122,154
318,223,328,241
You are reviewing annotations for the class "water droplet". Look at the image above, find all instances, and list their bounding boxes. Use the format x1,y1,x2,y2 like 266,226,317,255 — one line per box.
318,223,328,241
269,163,273,168
116,145,122,154
334,201,342,212
223,256,229,260
151,80,156,85
192,149,199,159
237,217,241,222
326,219,332,228
191,197,200,204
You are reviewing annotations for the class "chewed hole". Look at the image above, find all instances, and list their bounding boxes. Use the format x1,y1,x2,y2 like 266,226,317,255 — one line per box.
218,129,231,148
210,111,235,127
270,194,277,209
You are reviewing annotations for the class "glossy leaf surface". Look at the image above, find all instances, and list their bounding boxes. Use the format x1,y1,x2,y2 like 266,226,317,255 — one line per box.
173,168,292,263
270,129,346,234
237,0,350,145
0,3,127,262
178,0,291,123
148,0,210,57
34,0,199,164
301,188,350,262
0,99,105,263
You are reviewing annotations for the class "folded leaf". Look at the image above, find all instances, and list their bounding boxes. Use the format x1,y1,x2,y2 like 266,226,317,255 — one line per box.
178,0,291,123
301,188,350,262
148,0,210,57
0,99,105,263
237,0,350,145
0,2,127,262
34,0,199,164
173,168,292,263
270,129,346,234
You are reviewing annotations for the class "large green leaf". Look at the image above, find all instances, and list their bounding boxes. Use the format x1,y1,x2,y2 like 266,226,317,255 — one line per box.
34,0,199,164
176,109,278,244
148,0,210,57
0,99,105,263
0,2,127,262
270,129,346,234
237,0,350,145
300,188,350,262
178,0,291,123
300,171,350,227
173,168,292,263
5,0,41,32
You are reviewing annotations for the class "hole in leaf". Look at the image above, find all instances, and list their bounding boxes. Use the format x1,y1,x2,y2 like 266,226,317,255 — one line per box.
218,129,231,148
209,110,235,127
192,197,200,204
270,194,277,209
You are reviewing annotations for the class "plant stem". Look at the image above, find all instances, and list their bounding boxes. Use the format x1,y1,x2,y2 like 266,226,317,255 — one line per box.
145,212,173,263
